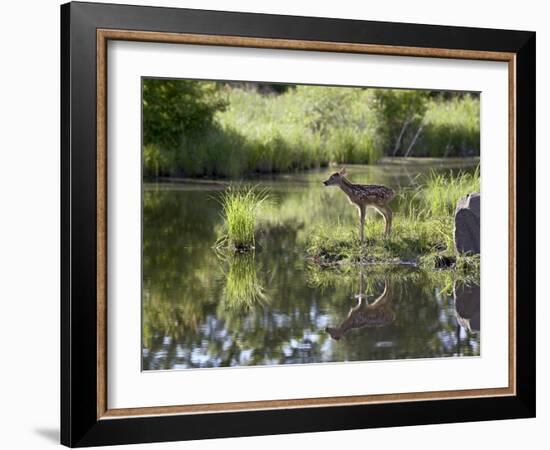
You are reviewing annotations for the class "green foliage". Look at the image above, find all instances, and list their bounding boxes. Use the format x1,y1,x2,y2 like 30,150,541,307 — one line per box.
327,128,381,164
142,78,227,149
142,80,480,178
371,90,480,157
214,86,381,173
217,185,269,250
177,126,250,178
143,144,166,178
420,166,480,216
419,94,480,157
372,89,430,155
421,94,480,157
292,85,374,136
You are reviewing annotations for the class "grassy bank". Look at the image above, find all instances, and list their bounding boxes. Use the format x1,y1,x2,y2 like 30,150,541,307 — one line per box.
306,168,480,282
143,80,480,178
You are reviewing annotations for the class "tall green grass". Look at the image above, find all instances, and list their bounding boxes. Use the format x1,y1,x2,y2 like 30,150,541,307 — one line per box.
421,95,480,157
420,166,480,216
217,185,269,250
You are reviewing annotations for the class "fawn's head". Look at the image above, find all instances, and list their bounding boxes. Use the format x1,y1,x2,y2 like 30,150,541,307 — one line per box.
325,326,344,341
323,168,347,186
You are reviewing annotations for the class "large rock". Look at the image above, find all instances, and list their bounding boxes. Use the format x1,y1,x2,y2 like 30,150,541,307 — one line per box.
454,193,480,254
454,282,480,333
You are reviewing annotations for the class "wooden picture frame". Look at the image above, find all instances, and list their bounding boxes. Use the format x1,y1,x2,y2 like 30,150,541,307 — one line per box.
61,1,535,447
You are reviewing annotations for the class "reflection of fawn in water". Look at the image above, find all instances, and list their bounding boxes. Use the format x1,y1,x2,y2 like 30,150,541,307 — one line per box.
325,273,395,341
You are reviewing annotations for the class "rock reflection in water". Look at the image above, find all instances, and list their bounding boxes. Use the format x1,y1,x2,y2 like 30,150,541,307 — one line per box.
454,282,480,334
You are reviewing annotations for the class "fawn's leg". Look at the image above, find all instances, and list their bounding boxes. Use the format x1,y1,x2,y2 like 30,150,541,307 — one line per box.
371,279,391,307
374,205,393,237
358,205,366,242
382,205,393,237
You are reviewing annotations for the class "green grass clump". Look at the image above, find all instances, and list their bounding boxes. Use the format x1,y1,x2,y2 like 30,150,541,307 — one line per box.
217,185,269,251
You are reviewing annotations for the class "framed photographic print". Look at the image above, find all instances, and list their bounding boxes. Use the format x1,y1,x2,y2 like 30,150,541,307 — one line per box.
61,1,536,447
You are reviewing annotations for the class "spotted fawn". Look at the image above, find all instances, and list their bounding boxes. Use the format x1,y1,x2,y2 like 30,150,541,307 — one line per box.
323,168,395,241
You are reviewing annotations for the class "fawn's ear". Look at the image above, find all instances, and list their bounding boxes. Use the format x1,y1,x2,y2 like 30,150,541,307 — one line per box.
339,167,347,176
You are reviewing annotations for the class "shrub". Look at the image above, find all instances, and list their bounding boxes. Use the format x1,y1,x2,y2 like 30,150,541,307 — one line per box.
142,78,227,149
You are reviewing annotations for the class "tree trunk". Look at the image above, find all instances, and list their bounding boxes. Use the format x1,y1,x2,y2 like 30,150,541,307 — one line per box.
404,125,424,157
392,118,411,156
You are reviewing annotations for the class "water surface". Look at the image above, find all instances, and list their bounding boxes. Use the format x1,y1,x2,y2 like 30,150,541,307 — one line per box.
142,159,480,370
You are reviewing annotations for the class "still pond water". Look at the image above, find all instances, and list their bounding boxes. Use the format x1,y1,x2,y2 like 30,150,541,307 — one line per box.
142,159,480,371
